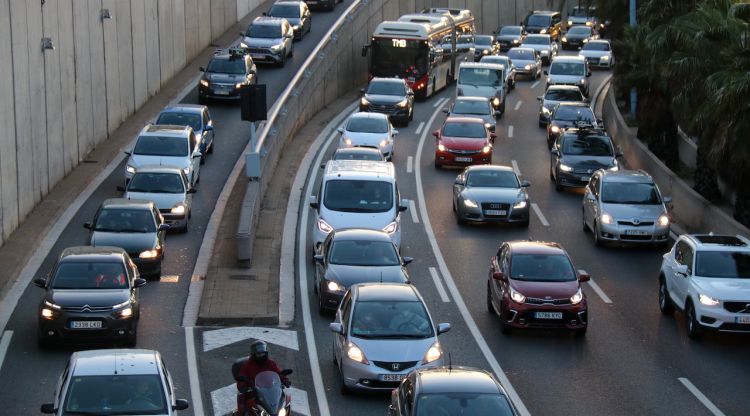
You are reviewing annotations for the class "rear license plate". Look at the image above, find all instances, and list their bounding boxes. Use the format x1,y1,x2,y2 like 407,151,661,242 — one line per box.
455,157,473,162
70,321,102,329
380,374,406,382
485,210,507,216
624,229,648,236
534,312,563,320
214,90,230,95
736,316,750,324
251,54,265,60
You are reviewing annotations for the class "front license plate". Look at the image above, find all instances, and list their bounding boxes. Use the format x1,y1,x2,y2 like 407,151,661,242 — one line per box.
736,316,750,324
214,90,230,95
251,54,265,60
624,229,649,236
534,312,563,320
70,321,102,329
579,175,591,182
485,210,507,216
380,374,406,382
455,157,473,162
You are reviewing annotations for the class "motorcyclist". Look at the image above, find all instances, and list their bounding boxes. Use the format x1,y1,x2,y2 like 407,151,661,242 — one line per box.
236,340,289,415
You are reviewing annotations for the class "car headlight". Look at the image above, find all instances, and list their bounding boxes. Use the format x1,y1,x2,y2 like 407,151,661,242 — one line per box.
559,163,573,172
360,97,369,106
658,214,670,227
570,288,584,305
540,28,547,34
317,218,333,234
235,82,246,89
326,280,345,292
608,164,619,171
347,342,369,364
463,199,478,208
279,408,288,416
482,145,492,154
171,204,186,215
139,249,160,259
699,293,720,306
582,38,589,43
239,42,248,49
271,43,283,51
114,306,133,319
126,165,136,174
382,221,398,234
524,64,531,70
510,287,526,303
601,55,610,61
550,125,561,133
379,139,389,148
542,106,552,115
482,49,489,55
586,21,593,26
200,79,209,87
41,301,60,319
492,97,500,107
396,99,408,108
562,37,568,42
423,343,442,364
41,308,56,319
438,143,446,152
541,49,549,55
343,138,352,146
292,25,300,30
568,20,573,26
484,123,492,130
513,200,527,209
600,213,614,224
580,78,586,84
182,167,190,176
512,39,520,44
600,23,606,29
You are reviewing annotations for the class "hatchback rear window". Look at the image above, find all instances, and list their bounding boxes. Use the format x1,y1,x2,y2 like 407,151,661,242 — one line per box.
323,180,393,213
245,23,282,38
128,172,185,194
511,254,576,282
346,117,388,134
63,374,167,414
156,112,201,131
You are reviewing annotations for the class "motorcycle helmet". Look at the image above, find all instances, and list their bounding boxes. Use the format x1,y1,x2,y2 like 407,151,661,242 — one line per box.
250,340,268,364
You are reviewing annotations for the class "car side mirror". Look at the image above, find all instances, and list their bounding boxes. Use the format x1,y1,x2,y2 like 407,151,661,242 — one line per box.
124,149,132,156
393,129,399,136
437,323,451,335
116,185,126,192
188,188,197,194
134,278,147,288
587,71,592,77
454,177,464,186
442,109,449,114
399,198,409,212
199,67,205,72
537,96,542,101
616,151,624,158
83,222,92,229
663,196,673,204
204,125,214,131
494,111,502,118
319,163,327,169
40,404,55,414
329,322,344,335
173,399,190,411
313,254,324,263
675,264,689,276
577,270,591,282
550,149,559,156
402,256,414,265
432,130,440,138
262,12,267,16
159,223,171,231
33,278,47,288
521,180,531,187
490,133,497,140
309,196,319,210
492,271,505,280
280,369,293,376
337,127,344,134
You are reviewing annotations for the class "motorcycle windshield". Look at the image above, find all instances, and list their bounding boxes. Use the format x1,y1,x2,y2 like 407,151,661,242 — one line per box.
254,371,283,414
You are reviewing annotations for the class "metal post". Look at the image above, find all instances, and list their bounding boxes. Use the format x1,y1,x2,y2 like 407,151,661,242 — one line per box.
629,0,637,119
245,122,261,179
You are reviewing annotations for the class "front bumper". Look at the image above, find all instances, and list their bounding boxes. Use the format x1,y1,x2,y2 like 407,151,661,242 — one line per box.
38,311,136,343
457,201,529,223
694,303,750,332
318,285,345,311
435,149,491,167
161,211,189,230
199,83,244,100
341,355,443,392
555,170,594,188
584,56,612,68
597,222,669,244
132,255,163,276
246,49,285,64
504,299,588,330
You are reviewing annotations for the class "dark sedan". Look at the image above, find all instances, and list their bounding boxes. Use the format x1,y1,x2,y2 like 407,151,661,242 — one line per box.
561,25,598,50
546,102,598,148
360,77,414,126
537,85,587,126
443,97,500,132
473,35,499,61
550,127,621,191
453,165,530,226
313,228,412,313
35,246,146,347
198,48,257,103
494,25,525,51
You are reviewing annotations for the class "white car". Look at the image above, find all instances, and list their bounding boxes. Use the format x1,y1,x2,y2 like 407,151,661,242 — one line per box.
121,167,196,233
125,125,203,187
659,234,750,339
338,112,397,161
578,39,615,69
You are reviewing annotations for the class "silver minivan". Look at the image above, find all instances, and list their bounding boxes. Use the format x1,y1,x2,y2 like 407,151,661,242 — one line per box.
310,160,408,254
544,55,591,97
120,166,196,233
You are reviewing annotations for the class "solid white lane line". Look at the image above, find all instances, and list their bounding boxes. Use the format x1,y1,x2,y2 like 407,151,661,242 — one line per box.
587,279,613,304
508,125,514,138
511,160,521,176
415,121,425,135
531,203,549,226
409,200,419,223
531,80,540,89
432,97,448,108
428,267,450,303
185,327,205,416
514,101,523,111
415,104,531,416
407,156,414,173
0,331,13,372
678,378,726,416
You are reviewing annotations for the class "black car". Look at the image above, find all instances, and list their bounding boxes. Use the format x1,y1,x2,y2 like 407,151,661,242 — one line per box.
494,25,525,51
85,199,169,278
473,35,499,61
550,126,621,191
522,10,562,41
313,229,412,314
360,77,415,126
546,102,598,148
35,246,146,347
198,48,257,103
266,1,311,40
389,366,519,416
561,25,597,50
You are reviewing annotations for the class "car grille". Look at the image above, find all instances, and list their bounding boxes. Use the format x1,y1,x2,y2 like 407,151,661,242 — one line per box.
368,103,397,113
62,305,113,313
481,202,510,217
525,297,572,305
448,149,480,155
617,220,655,227
372,361,419,372
573,167,598,174
210,82,234,90
724,301,750,313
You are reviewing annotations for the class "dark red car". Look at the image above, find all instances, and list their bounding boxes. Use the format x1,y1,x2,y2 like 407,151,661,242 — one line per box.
486,241,589,336
433,117,495,168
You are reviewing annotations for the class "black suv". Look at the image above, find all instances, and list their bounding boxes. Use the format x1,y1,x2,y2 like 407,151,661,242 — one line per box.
35,246,146,347
550,125,621,191
198,48,257,103
359,77,414,126
523,10,562,41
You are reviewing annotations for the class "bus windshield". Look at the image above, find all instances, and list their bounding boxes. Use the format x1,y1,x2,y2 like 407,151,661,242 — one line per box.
371,38,429,77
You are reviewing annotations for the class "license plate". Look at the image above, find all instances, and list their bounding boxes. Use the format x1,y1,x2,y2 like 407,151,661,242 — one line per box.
214,90,229,95
580,175,591,182
736,316,750,324
624,229,649,236
380,374,406,382
70,321,102,329
455,157,473,162
485,210,507,216
251,54,265,60
534,312,563,319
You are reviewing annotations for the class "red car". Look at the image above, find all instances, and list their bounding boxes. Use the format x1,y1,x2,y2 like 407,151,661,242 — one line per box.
486,241,589,336
433,117,495,168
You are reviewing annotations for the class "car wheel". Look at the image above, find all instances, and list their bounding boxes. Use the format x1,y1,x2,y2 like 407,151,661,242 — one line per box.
582,208,589,232
573,326,587,338
539,120,546,128
317,294,326,316
520,217,530,227
434,161,441,169
593,222,603,247
686,301,703,339
288,45,294,58
455,207,466,225
659,276,676,315
207,142,214,154
500,311,512,335
550,167,555,181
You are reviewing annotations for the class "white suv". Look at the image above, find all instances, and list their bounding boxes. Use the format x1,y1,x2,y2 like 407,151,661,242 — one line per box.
659,234,750,339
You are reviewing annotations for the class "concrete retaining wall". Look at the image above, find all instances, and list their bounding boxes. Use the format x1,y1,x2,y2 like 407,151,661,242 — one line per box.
0,0,264,246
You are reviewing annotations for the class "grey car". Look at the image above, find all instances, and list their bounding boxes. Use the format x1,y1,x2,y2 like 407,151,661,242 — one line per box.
550,127,621,191
443,97,500,132
479,55,516,92
360,78,414,126
240,17,294,67
266,1,311,40
329,283,451,394
521,34,558,65
494,25,525,51
314,229,412,313
453,165,530,226
507,47,541,79
537,85,587,126
583,169,671,246
331,147,386,162
155,105,215,158
119,167,196,233
544,55,591,97
473,35,499,61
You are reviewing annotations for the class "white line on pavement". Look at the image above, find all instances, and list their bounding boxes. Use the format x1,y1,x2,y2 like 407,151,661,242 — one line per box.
407,156,414,173
415,121,425,135
531,203,549,226
0,331,13,373
432,97,448,108
531,80,540,89
511,160,521,176
514,101,523,111
678,378,726,416
428,267,450,303
587,278,613,304
508,125,514,138
415,103,531,416
185,327,205,416
409,200,419,223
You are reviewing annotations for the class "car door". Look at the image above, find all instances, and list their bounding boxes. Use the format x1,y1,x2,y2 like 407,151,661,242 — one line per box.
153,206,167,245
315,234,333,290
489,245,506,307
334,291,352,363
189,132,201,184
669,240,694,304
181,171,193,210
453,171,466,207
202,109,214,149
583,173,599,228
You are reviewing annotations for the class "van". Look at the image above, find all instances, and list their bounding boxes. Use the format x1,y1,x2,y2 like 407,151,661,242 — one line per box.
456,62,507,114
522,10,562,41
309,161,408,254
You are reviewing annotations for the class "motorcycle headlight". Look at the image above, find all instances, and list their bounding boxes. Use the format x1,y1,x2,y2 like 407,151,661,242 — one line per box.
570,288,584,305
326,280,345,292
347,342,369,364
317,218,333,234
513,200,527,209
438,143,446,152
199,79,209,87
396,99,408,108
423,342,442,364
559,163,573,172
126,165,137,174
360,97,369,106
171,204,186,215
600,213,614,224
658,214,670,227
551,125,561,133
139,249,160,259
510,287,526,303
699,293,720,306
463,199,478,208
382,221,398,234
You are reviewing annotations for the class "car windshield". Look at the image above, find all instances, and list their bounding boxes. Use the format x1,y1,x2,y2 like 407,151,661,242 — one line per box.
457,35,473,44
466,170,519,188
323,180,393,213
346,117,388,134
333,150,383,161
329,240,400,266
453,100,491,115
554,106,594,122
695,251,750,278
52,262,128,289
62,374,167,415
508,49,534,60
582,42,610,51
367,81,405,96
568,26,592,36
545,89,584,102
134,136,188,157
94,208,157,233
475,36,493,46
351,300,433,339
523,35,549,45
206,58,246,75
268,4,299,18
156,112,201,131
562,136,613,156
499,26,522,35
550,61,585,76
511,254,576,282
442,122,487,138
601,182,661,204
458,67,503,87
527,15,551,26
246,23,282,38
415,393,515,416
480,56,508,67
128,172,185,194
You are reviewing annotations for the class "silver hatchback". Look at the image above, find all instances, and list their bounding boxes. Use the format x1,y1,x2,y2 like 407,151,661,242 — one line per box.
329,283,451,394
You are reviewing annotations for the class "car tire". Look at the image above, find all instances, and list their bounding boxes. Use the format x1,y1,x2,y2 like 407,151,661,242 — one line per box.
555,176,563,192
434,161,441,169
288,45,294,58
686,301,703,339
593,222,603,247
539,120,546,128
455,208,466,225
207,142,214,154
317,295,326,315
500,312,512,335
658,276,676,315
179,221,189,234
582,209,589,232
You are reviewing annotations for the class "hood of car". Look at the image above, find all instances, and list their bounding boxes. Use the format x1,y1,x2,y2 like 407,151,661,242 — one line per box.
284,17,302,26
90,232,158,253
242,36,283,48
440,136,488,151
457,85,501,99
692,277,750,300
351,336,436,363
511,279,580,299
560,155,616,170
579,50,610,58
364,94,405,105
48,289,130,308
205,73,246,83
324,265,408,287
548,74,585,85
565,34,590,41
129,155,191,170
600,203,665,221
462,187,523,203
451,113,494,127
126,192,187,210
321,211,395,232
342,131,390,148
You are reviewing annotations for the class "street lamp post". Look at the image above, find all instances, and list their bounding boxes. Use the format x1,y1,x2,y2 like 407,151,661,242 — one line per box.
630,0,637,119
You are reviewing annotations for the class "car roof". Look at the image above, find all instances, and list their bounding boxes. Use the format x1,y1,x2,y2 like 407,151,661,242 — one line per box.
60,246,128,262
507,241,566,255
683,234,750,250
332,228,394,242
141,124,192,136
130,166,185,175
252,16,287,25
101,198,155,210
273,1,303,5
444,116,486,124
160,105,205,114
415,366,501,394
71,349,161,376
525,34,551,39
556,101,591,109
551,55,585,63
354,283,419,301
324,160,395,179
348,112,389,121
600,170,654,183
370,77,406,85
465,164,514,173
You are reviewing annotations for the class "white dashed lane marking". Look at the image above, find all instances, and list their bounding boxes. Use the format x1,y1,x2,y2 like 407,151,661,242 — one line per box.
531,80,540,89
407,156,413,173
409,200,419,223
508,125,514,138
531,203,549,226
587,278,613,304
514,101,522,111
415,121,425,135
511,160,521,176
678,378,726,416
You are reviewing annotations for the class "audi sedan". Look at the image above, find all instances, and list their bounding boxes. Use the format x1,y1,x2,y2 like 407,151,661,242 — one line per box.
338,112,397,161
579,40,615,69
453,165,530,226
487,241,589,336
561,25,598,50
434,117,495,168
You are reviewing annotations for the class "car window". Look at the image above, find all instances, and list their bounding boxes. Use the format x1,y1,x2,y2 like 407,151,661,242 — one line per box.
568,26,592,36
245,23,283,38
550,62,585,76
134,136,188,157
206,57,246,74
466,170,519,188
329,240,400,266
63,374,167,414
128,172,186,194
269,4,300,18
156,112,201,131
545,89,584,102
508,49,533,60
527,15,551,27
333,150,384,161
523,35,549,45
458,67,503,87
415,392,515,416
695,251,750,278
582,42,610,51
346,117,389,134
94,208,157,233
675,241,694,273
499,26,522,35
340,292,352,329
601,182,661,204
323,180,393,213
350,301,433,338
367,82,405,96
510,254,577,282
442,121,487,138
562,136,613,156
553,106,595,122
474,36,493,46
52,261,128,289
453,100,491,115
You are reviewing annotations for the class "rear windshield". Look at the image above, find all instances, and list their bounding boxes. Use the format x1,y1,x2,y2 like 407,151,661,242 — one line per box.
128,172,185,194
134,136,188,157
246,23,282,38
94,208,157,233
601,182,661,204
508,49,534,60
582,42,610,51
554,106,594,122
323,180,393,213
474,36,493,46
52,262,128,289
562,136,613,156
545,89,584,102
268,4,299,18
458,67,503,87
442,122,487,138
511,254,576,282
329,240,400,266
156,112,201,131
452,100,491,116
466,170,519,188
206,58,246,75
63,374,167,415
346,117,388,134
367,81,405,96
695,251,750,278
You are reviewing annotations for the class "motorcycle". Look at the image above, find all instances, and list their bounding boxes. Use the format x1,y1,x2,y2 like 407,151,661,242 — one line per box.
232,356,293,416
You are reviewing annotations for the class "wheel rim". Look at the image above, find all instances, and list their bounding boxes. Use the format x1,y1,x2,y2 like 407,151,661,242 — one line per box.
687,306,695,331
